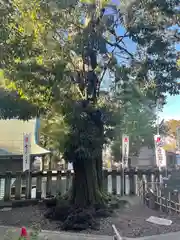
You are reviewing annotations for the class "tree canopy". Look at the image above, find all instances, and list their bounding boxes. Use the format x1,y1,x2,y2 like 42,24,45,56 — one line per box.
162,119,180,152
165,119,180,137
0,0,179,117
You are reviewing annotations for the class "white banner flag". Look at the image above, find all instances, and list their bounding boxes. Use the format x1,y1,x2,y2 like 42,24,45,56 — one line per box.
122,134,129,168
23,133,31,171
154,135,166,168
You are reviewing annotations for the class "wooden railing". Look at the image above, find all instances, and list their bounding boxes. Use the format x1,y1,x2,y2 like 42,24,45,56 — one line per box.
143,181,180,213
0,168,169,203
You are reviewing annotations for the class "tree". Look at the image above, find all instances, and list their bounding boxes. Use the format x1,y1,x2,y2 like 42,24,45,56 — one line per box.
166,119,180,137
162,119,180,152
0,0,119,228
0,70,37,119
115,0,180,101
0,0,179,230
111,99,156,162
39,107,70,157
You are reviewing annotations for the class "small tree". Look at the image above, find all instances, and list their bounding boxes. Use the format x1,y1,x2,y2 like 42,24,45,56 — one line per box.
111,100,156,161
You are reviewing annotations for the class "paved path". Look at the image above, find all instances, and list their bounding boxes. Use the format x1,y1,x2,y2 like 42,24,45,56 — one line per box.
119,195,143,206
0,225,113,240
133,231,180,240
1,224,180,240
40,230,113,240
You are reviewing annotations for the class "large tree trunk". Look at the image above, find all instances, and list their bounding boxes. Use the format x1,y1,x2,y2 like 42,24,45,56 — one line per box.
45,106,111,231
71,156,105,207
96,149,103,190
96,123,104,191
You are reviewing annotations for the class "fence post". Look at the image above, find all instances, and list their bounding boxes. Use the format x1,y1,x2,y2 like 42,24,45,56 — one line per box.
46,170,52,197
112,170,117,195
146,170,152,187
159,187,162,211
142,181,146,204
25,171,32,199
36,172,42,200
171,190,179,213
163,185,168,213
4,172,12,201
148,190,156,209
15,171,22,200
129,168,135,195
121,168,126,196
151,172,155,192
137,169,143,196
120,169,124,196
66,170,71,192
56,170,62,195
143,170,147,192
168,191,171,213
103,170,108,193
155,168,160,182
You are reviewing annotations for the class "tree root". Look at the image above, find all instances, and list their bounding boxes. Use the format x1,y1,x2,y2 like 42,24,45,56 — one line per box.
44,192,127,231
61,208,100,231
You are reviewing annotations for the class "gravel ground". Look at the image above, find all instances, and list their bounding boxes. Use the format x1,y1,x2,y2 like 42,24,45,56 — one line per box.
1,202,180,238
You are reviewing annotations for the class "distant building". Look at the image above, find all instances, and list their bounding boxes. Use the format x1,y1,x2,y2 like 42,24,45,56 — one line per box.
176,153,180,165
0,119,50,173
130,146,176,168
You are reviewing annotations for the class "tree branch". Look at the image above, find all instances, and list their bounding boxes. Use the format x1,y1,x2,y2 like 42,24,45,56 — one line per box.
105,39,134,58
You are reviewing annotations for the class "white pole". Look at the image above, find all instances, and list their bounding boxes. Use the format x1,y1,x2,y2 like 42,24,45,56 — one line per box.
112,224,123,240
156,99,161,172
156,98,160,136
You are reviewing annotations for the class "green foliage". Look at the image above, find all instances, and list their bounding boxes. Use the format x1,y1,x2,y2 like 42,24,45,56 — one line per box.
40,93,116,160
160,119,177,152
111,100,156,160
0,0,179,156
166,119,180,137
0,70,38,119
163,141,176,152
114,0,180,103
0,0,179,115
39,109,70,156
0,0,79,113
0,91,37,120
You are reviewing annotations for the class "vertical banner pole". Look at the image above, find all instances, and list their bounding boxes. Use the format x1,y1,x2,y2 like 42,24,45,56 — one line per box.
23,133,31,198
121,134,129,196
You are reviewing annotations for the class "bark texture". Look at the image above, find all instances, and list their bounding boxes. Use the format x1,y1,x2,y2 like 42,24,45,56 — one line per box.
71,155,105,207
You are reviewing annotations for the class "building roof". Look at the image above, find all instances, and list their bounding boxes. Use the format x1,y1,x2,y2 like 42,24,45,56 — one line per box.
0,119,50,156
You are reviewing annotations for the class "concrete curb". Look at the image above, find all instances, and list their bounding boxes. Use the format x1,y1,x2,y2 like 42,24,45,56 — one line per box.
129,231,180,240
0,225,113,240
0,225,180,240
40,229,113,240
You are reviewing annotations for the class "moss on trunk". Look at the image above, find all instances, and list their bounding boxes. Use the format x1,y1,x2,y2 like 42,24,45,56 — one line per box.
44,103,113,230
70,156,106,207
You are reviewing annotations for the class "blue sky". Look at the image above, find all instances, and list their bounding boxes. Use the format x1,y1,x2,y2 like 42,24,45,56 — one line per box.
106,2,180,121
114,31,180,121
160,95,180,121
160,41,180,120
